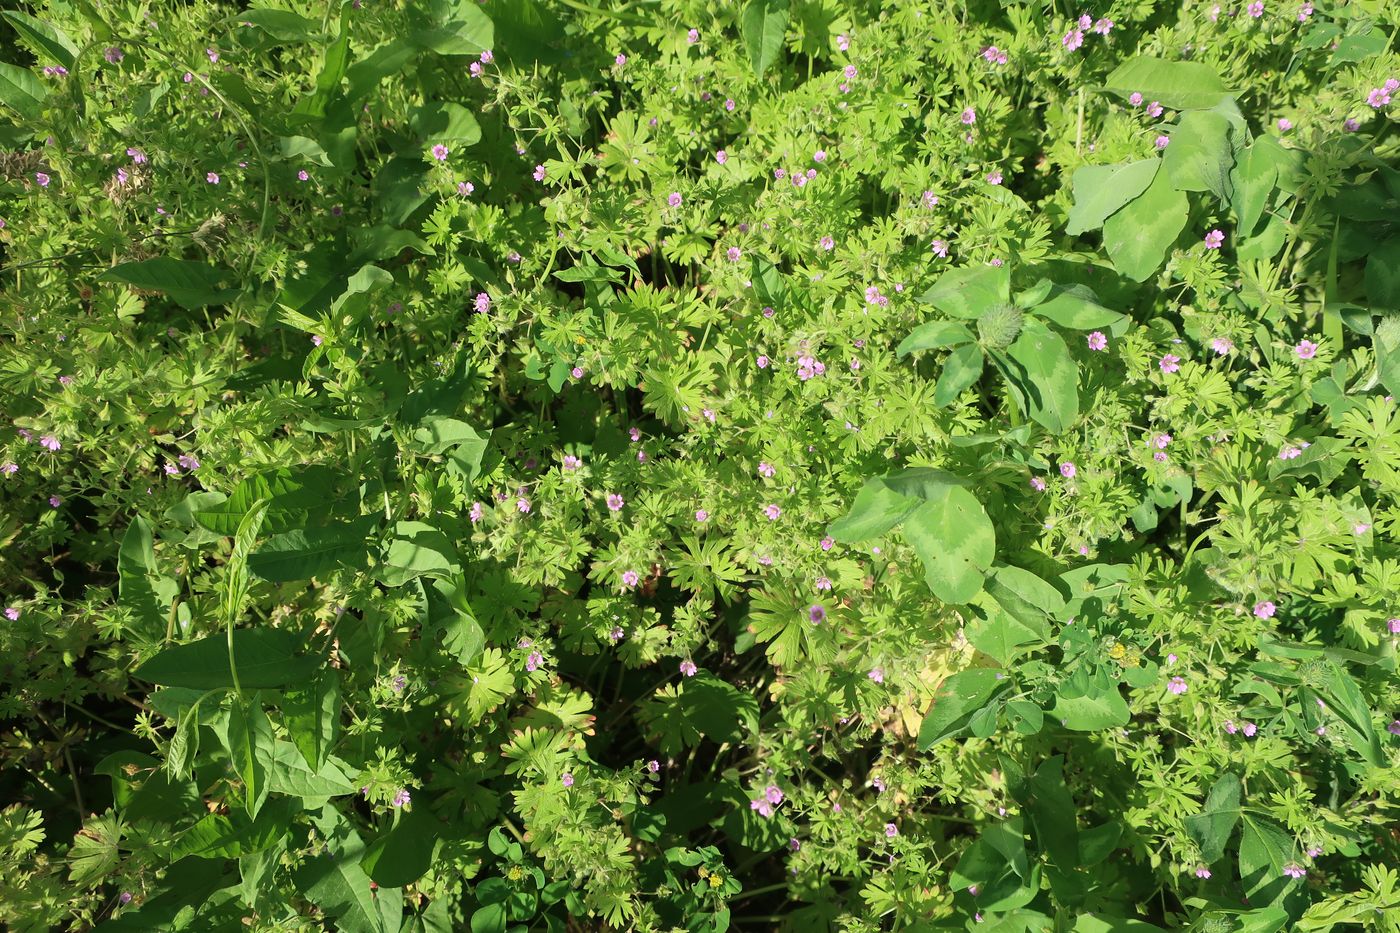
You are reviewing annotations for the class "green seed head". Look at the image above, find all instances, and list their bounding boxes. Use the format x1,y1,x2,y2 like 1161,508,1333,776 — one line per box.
977,303,1024,350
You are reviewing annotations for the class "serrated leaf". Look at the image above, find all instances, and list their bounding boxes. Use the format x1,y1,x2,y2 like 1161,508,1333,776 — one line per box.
1065,160,1160,236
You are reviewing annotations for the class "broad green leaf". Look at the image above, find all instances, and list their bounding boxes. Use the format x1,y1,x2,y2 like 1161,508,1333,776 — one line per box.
410,101,482,146
221,698,275,818
346,41,417,104
294,822,392,933
1253,135,1305,194
1230,143,1278,239
1073,916,1166,933
1052,676,1130,731
934,343,985,407
828,478,921,542
119,516,179,634
1025,756,1079,869
1032,285,1126,330
1162,110,1234,200
381,521,458,587
917,668,1005,749
2,11,79,68
284,674,341,771
1364,239,1400,311
135,629,319,690
1331,31,1387,65
1007,699,1045,736
194,466,347,535
1102,167,1189,282
1375,315,1400,396
413,1,495,55
985,564,1067,623
1185,773,1241,863
1102,56,1231,111
1065,160,1159,235
966,610,1045,666
471,904,507,933
232,10,322,42
740,0,789,78
997,318,1080,433
897,319,975,356
172,798,296,859
101,259,236,310
1239,815,1295,905
248,517,376,582
410,416,489,481
902,486,996,604
266,742,358,800
919,264,1010,318
363,807,440,887
1317,663,1384,766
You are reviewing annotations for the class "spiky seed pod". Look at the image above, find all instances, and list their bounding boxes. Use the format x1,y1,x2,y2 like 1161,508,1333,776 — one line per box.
977,303,1024,349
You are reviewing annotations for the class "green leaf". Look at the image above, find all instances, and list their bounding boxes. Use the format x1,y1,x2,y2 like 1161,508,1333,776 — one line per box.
903,485,996,604
410,416,489,482
410,101,482,146
221,698,275,818
1052,674,1131,731
967,610,1046,666
919,264,1010,318
413,1,495,55
471,904,507,933
1162,110,1234,200
1065,160,1160,236
1032,284,1126,330
1025,756,1079,869
1102,56,1231,111
172,798,296,859
1102,166,1189,282
897,319,976,356
828,478,921,542
266,742,358,800
1365,239,1400,311
1,12,79,68
68,814,124,886
1317,663,1384,766
0,63,47,122
985,564,1067,623
284,674,341,771
740,0,789,78
1374,316,1400,396
232,10,322,42
294,822,392,933
135,629,319,690
1239,815,1296,905
346,40,417,104
1331,31,1388,65
194,466,347,535
1230,143,1278,239
1185,773,1241,863
997,318,1080,434
101,259,236,310
917,669,1005,749
119,516,179,634
381,521,458,587
248,517,375,582
934,343,985,407
363,807,440,887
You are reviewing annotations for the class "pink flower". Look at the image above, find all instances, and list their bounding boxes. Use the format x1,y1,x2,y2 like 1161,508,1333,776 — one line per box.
868,667,884,683
1087,331,1108,351
884,823,898,838
1159,354,1181,374
480,50,493,64
206,172,219,184
844,64,858,79
1063,29,1084,51
1295,339,1317,359
474,292,491,314
104,47,124,63
1146,101,1163,118
1389,618,1400,634
931,239,949,257
1283,864,1306,879
1195,867,1212,878
716,149,728,164
961,107,976,125
297,170,309,182
695,509,709,522
765,785,784,805
516,497,531,513
815,576,832,591
667,191,682,207
1277,118,1292,132
1060,462,1077,479
1344,118,1360,132
648,759,660,772
561,772,574,787
35,172,50,187
1129,92,1143,106
764,504,781,521
986,170,1003,185
726,247,741,262
622,570,640,587
1298,1,1312,20
813,149,827,162
570,366,584,379
750,798,773,818
1167,676,1188,694
39,435,60,451
837,33,850,51
1211,337,1233,355
680,659,697,676
1224,719,1238,734
1155,135,1170,149
526,651,543,671
431,144,449,161
756,354,770,368
469,502,484,522
533,164,547,181
1254,600,1276,619
808,604,826,624
629,427,642,442
1248,1,1264,16
758,462,775,478
820,536,834,551
1204,229,1224,249
1368,88,1392,109
49,496,61,508
1030,476,1047,491
606,493,624,511
687,28,699,44
3,607,18,620
1242,722,1257,737
614,53,627,66
1094,18,1113,33
819,235,834,251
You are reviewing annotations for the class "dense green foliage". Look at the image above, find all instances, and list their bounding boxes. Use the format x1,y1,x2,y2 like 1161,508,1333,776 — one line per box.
2,0,1400,930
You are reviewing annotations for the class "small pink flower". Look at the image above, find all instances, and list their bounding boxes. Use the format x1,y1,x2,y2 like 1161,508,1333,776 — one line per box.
1295,339,1317,359
961,107,976,125
1160,354,1181,374
629,427,642,442
1204,229,1224,249
1086,331,1108,351
1388,618,1400,633
695,509,709,522
570,366,584,379
1154,433,1172,449
1195,867,1212,879
819,235,834,251
614,53,627,66
1146,101,1163,117
868,667,884,683
35,172,50,187
49,496,62,508
1344,118,1360,132
526,651,543,672
1063,29,1084,51
716,149,728,164
1283,864,1306,879
1060,462,1077,479
474,292,491,314
517,497,531,513
986,170,1003,185
620,569,641,588
758,462,775,478
808,604,826,624
432,144,449,161
884,823,898,838
666,191,682,207
3,607,18,620
680,659,697,676
1367,88,1391,109
1155,135,1170,149
765,785,784,805
820,536,834,551
1167,676,1188,695
1094,18,1113,33
533,164,547,181
1031,476,1047,491
1224,719,1238,734
756,354,770,368
815,576,832,591
750,798,773,818
931,239,949,257
1211,337,1233,355
648,759,661,772
727,246,742,262
1254,600,1276,619
763,504,781,521
1242,722,1257,737
1129,92,1144,106
39,434,60,451
1297,1,1313,20
606,493,624,511
1277,118,1292,132
813,149,827,163
206,172,219,184
1248,1,1264,17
